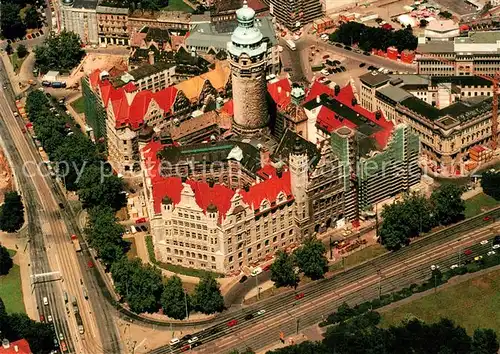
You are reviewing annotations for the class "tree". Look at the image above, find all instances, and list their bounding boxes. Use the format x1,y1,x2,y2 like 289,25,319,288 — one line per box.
0,191,25,233
161,275,190,320
270,251,299,288
0,245,13,276
111,258,164,314
24,6,42,29
430,184,465,225
16,44,28,59
294,238,327,280
77,164,126,210
192,274,224,314
481,170,500,200
439,11,453,19
0,3,26,40
471,328,499,354
5,43,13,56
34,30,84,73
85,206,129,267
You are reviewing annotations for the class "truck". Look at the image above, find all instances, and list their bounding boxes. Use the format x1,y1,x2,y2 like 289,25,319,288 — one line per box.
71,234,81,252
285,39,296,51
75,312,84,334
51,81,67,89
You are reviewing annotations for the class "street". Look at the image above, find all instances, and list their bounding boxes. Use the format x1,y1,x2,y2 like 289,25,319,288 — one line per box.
0,58,121,353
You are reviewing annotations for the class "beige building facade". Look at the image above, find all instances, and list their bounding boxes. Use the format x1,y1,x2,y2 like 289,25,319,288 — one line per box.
96,6,129,46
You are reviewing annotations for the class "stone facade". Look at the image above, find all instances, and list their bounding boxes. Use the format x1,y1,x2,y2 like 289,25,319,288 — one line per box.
96,6,129,46
60,0,99,44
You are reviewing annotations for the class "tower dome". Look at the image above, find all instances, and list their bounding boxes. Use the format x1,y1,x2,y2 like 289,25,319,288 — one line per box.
230,1,263,49
62,0,74,6
236,0,255,23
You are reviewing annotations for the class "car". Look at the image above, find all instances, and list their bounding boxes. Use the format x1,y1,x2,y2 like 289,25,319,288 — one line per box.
363,51,370,56
40,315,45,322
430,265,439,271
474,255,483,261
53,338,59,347
187,337,198,344
48,315,53,322
492,244,500,249
295,293,305,300
251,267,262,277
87,261,94,268
464,249,473,256
244,313,254,321
359,63,366,67
262,264,271,271
483,215,492,221
256,309,266,316
493,235,500,245
335,43,343,48
227,319,238,327
334,60,341,65
318,76,327,83
43,297,48,305
180,344,190,352
181,334,193,341
239,275,248,283
320,69,329,76
368,65,375,70
324,80,332,85
191,342,201,348
344,46,352,51
487,251,496,256
322,54,330,59
480,240,489,245
169,338,180,346
450,264,459,269
340,66,346,72
59,333,64,341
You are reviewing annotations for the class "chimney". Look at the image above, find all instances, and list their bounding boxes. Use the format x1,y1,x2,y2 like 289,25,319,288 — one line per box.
148,51,155,65
2,339,10,349
260,147,270,168
14,345,18,353
277,86,282,93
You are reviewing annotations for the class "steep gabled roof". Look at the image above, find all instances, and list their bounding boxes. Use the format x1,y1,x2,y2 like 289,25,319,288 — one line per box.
267,78,292,109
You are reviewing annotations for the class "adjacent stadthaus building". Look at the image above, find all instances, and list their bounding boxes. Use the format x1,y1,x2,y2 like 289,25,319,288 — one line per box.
96,6,129,46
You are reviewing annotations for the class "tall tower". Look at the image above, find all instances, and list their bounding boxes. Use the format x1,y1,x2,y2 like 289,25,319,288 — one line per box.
289,138,310,238
227,1,269,135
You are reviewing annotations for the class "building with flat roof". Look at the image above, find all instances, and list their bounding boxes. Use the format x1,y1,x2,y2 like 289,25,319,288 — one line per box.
60,0,98,44
423,20,460,41
115,62,177,92
270,0,323,31
96,6,129,46
128,11,191,35
417,30,500,76
360,71,497,172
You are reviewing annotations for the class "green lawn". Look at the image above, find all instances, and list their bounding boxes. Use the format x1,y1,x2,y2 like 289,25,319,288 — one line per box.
126,237,138,260
9,53,27,74
70,97,85,114
329,244,387,272
163,0,194,12
380,269,500,334
464,193,500,218
0,261,25,314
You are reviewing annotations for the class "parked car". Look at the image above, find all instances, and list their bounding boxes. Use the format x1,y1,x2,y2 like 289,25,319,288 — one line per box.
483,215,492,221
359,63,366,67
464,249,473,256
322,54,330,59
487,251,496,256
227,319,238,327
295,293,305,300
169,338,180,346
474,255,483,261
262,264,271,271
450,264,459,269
480,240,489,245
244,313,254,321
344,46,352,51
47,315,53,322
256,309,266,316
340,66,346,72
239,275,248,283
363,51,370,56
40,315,45,322
187,337,198,344
180,345,190,352
181,334,192,341
493,235,500,245
87,261,94,268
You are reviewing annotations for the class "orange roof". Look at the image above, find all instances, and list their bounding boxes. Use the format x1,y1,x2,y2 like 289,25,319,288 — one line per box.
267,78,292,109
174,62,230,102
221,100,234,115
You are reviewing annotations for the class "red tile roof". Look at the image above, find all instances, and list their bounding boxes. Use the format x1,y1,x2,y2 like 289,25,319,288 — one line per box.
221,100,234,116
142,141,293,221
305,80,334,103
90,69,178,130
267,78,292,109
0,339,32,354
310,83,394,149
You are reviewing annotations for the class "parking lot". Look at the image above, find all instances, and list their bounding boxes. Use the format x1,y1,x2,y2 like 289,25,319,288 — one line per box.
434,0,478,16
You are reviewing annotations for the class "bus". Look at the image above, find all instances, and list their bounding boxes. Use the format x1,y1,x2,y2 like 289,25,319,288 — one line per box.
285,39,296,51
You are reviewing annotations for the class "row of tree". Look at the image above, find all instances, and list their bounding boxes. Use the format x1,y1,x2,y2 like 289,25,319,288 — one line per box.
270,238,328,288
34,31,85,74
379,184,465,250
329,21,418,52
268,312,499,354
0,191,25,233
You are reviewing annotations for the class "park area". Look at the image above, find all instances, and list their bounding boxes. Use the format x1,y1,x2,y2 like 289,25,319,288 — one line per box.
379,268,500,334
0,249,25,314
464,193,500,218
163,0,194,12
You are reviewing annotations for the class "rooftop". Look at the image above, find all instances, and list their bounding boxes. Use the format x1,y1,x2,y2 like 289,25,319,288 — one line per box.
359,72,391,88
0,339,32,354
96,5,128,14
273,129,320,166
456,30,500,44
377,85,413,103
72,0,98,10
417,41,455,53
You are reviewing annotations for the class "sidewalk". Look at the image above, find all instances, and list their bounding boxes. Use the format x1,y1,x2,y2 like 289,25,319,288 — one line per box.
0,232,38,321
